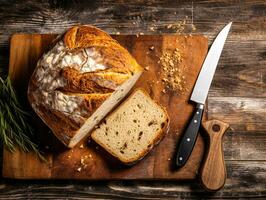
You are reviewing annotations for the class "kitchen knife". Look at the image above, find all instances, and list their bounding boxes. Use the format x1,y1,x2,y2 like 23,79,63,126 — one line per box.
176,22,232,167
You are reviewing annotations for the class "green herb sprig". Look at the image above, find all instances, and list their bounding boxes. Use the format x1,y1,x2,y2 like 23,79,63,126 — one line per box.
0,76,46,161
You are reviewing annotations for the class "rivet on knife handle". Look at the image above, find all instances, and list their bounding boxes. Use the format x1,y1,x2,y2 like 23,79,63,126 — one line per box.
200,119,229,191
176,103,204,167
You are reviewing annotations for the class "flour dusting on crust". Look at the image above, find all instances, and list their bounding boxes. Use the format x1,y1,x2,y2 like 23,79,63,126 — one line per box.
30,41,107,124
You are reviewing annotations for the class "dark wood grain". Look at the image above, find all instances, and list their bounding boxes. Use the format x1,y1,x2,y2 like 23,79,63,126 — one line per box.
0,0,265,199
0,161,266,199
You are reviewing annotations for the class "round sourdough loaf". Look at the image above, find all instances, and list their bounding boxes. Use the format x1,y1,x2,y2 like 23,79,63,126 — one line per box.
28,25,143,148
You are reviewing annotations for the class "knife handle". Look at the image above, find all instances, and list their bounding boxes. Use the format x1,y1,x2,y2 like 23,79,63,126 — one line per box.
176,103,204,167
200,119,229,191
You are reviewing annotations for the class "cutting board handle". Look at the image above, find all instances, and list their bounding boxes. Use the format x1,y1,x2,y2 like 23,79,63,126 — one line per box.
199,119,229,191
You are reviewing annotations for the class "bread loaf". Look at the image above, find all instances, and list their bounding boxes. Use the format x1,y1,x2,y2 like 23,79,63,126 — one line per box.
28,25,143,148
91,89,169,165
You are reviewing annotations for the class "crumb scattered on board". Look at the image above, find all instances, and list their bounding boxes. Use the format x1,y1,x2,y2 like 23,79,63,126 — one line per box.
76,154,93,172
144,66,150,71
159,48,187,92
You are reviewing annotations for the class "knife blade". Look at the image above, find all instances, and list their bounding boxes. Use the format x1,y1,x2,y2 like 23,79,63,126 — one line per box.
176,22,232,167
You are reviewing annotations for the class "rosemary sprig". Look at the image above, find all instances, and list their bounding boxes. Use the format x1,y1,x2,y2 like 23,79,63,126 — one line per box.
0,76,46,162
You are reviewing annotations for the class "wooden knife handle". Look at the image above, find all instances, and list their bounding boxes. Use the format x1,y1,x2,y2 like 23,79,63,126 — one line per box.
199,119,229,191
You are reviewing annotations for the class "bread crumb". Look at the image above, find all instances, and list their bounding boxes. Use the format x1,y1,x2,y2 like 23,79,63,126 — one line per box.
165,16,192,33
89,154,92,158
77,167,82,172
149,46,155,51
167,158,171,161
166,24,173,29
115,32,120,35
144,66,150,71
67,155,71,158
149,27,155,31
139,32,144,35
79,144,84,149
159,48,186,92
191,24,197,31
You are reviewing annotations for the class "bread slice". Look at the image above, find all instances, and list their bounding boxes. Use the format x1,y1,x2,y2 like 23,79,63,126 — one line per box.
91,89,169,165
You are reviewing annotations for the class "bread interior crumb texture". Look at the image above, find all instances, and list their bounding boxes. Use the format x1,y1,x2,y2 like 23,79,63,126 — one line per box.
91,89,168,163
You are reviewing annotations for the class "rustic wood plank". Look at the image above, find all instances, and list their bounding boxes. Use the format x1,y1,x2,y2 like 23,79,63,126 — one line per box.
209,40,266,97
208,97,266,131
223,131,266,161
0,1,265,38
0,161,265,199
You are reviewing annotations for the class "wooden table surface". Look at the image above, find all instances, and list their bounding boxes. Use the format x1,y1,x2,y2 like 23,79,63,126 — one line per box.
0,0,265,199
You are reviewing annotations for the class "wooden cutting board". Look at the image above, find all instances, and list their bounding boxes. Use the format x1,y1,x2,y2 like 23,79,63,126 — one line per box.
3,34,208,180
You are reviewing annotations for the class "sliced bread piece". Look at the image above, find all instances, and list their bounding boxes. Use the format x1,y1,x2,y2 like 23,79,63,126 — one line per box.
91,88,169,165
